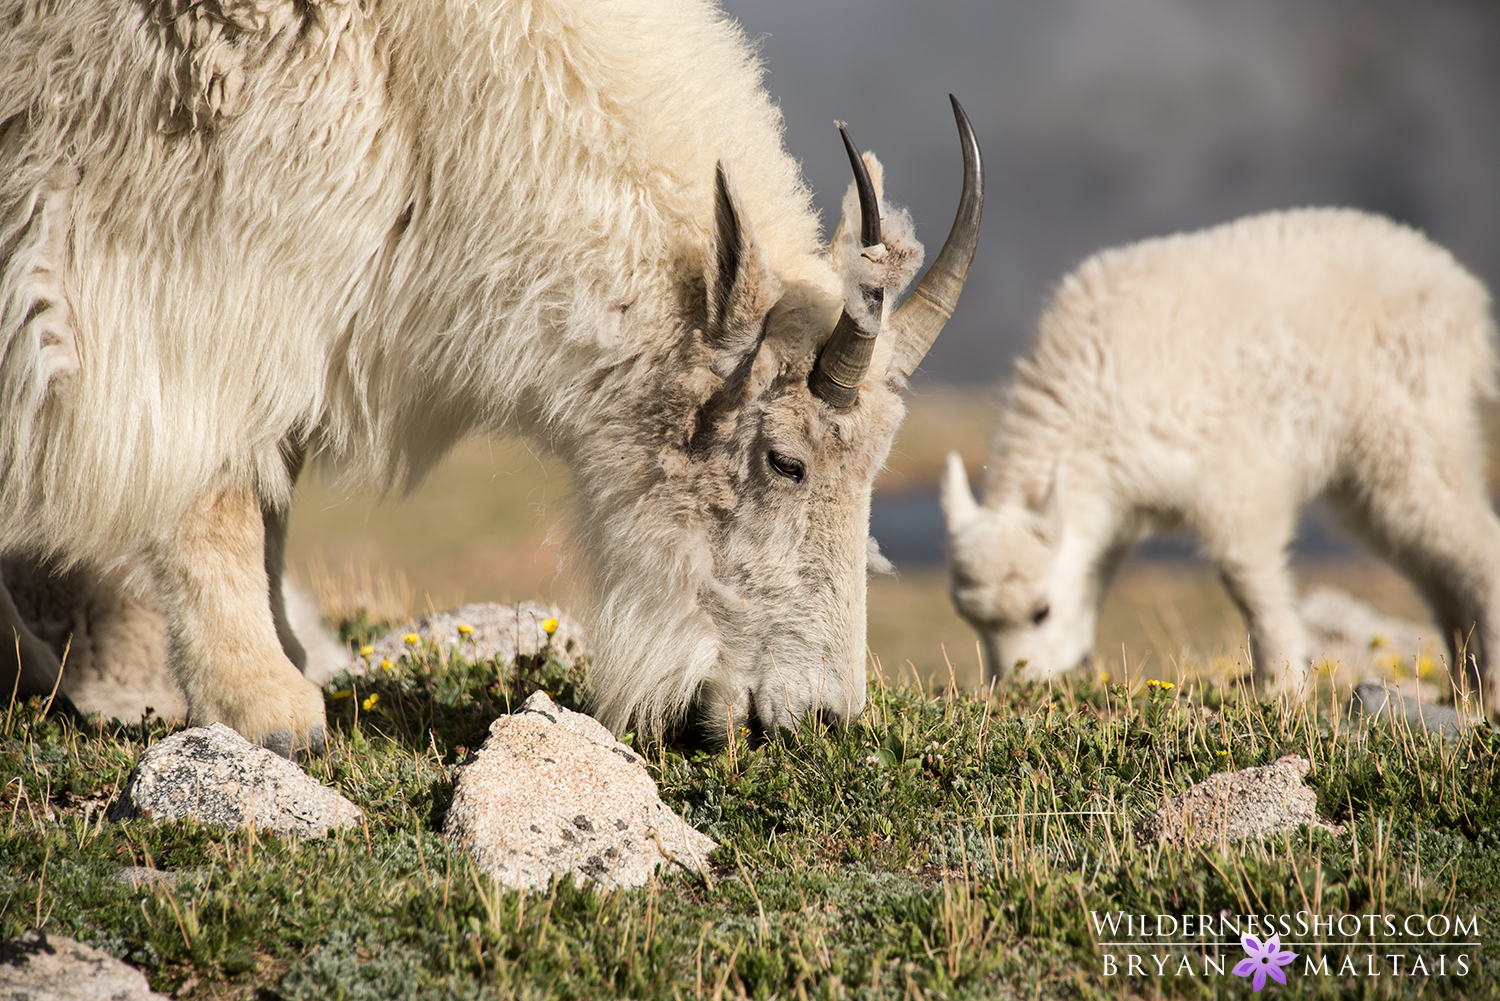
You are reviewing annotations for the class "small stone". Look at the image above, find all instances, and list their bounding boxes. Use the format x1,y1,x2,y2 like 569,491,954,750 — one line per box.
445,691,716,891
1138,755,1343,848
0,930,167,1000
110,867,180,889
110,723,362,837
1349,681,1473,736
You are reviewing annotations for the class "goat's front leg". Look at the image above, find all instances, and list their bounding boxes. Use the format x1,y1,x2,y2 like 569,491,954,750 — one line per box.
152,485,325,756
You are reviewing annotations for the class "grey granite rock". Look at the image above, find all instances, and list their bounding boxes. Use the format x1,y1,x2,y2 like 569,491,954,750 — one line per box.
1138,755,1343,847
355,601,586,674
110,723,362,837
0,930,166,1000
445,691,715,891
1349,680,1474,736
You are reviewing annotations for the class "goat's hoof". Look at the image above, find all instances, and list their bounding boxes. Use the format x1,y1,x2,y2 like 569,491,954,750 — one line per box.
257,722,327,759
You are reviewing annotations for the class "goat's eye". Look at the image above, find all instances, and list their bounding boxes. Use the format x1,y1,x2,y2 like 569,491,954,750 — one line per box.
768,451,805,483
1030,604,1050,626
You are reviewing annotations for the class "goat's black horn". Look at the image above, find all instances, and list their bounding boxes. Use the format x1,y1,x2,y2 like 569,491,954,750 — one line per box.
889,95,984,379
809,124,883,409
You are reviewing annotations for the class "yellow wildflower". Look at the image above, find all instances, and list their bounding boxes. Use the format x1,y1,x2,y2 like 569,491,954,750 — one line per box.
380,659,394,673
403,632,420,645
1161,681,1175,690
542,617,559,635
1146,679,1159,688
457,624,474,637
331,689,352,700
362,693,380,711
359,645,374,658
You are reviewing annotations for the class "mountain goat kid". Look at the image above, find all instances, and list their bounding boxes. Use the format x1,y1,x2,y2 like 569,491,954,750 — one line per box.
944,209,1500,711
0,0,982,753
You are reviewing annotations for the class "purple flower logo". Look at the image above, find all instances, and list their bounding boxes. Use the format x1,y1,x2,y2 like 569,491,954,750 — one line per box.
1233,933,1297,991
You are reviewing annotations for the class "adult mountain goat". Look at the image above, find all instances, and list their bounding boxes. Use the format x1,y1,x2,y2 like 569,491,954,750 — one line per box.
0,0,983,752
943,209,1500,712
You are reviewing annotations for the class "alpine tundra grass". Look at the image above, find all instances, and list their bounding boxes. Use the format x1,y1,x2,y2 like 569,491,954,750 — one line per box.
2,633,1498,999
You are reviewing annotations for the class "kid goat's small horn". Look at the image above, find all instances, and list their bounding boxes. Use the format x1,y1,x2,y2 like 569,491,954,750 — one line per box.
891,95,984,380
808,124,885,409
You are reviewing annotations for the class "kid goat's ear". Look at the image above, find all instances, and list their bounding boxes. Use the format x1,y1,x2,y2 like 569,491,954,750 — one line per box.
706,160,781,377
941,451,981,535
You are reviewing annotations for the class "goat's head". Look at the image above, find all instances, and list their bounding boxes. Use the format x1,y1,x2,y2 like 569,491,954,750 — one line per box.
582,99,983,744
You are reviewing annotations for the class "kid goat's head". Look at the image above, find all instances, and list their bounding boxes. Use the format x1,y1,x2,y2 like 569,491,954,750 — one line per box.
941,454,1093,683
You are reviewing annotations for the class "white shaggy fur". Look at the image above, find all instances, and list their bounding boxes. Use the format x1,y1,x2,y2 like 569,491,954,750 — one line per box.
1,0,935,747
944,208,1500,711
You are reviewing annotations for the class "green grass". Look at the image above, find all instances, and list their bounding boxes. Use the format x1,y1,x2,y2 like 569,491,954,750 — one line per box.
3,636,1499,999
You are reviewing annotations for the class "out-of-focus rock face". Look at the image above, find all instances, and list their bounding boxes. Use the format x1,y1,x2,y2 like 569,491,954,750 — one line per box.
356,602,586,675
744,0,1500,386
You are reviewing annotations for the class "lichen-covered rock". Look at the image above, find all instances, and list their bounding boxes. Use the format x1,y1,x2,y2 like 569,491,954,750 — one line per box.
445,691,715,891
1138,755,1343,847
356,601,586,673
0,930,167,1000
110,723,362,837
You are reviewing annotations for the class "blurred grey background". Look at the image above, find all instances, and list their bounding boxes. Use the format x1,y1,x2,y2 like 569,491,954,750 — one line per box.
720,0,1500,387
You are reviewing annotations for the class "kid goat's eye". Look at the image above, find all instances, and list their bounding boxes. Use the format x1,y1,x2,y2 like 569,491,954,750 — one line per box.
1030,604,1050,626
768,451,806,483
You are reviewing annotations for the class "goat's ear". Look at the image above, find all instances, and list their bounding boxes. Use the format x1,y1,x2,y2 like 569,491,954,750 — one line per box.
706,160,781,377
941,452,981,535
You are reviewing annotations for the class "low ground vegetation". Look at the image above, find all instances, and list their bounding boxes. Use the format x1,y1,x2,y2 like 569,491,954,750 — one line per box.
2,629,1498,999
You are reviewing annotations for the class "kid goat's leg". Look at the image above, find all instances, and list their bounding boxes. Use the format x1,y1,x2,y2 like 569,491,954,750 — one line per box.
152,485,326,755
1214,548,1310,698
1200,467,1310,698
1343,474,1500,718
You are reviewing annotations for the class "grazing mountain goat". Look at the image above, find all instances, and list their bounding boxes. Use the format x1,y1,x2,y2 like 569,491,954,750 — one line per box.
0,0,983,752
943,209,1500,711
